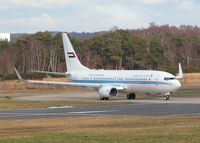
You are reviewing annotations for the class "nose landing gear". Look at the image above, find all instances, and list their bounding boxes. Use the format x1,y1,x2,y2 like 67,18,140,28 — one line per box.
164,92,171,100
165,95,170,100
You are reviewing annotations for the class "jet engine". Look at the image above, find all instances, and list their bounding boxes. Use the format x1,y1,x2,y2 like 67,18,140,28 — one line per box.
98,86,118,97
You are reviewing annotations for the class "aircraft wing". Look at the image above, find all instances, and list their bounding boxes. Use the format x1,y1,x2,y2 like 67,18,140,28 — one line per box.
25,80,101,87
25,79,126,90
26,80,126,90
15,67,100,88
14,67,126,90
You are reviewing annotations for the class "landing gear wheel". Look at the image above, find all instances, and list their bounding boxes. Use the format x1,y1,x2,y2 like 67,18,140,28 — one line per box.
105,97,109,100
127,93,136,100
100,96,104,100
132,93,136,99
100,97,109,100
165,95,170,100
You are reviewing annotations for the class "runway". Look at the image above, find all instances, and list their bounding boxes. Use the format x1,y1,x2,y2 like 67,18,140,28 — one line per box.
1,102,200,120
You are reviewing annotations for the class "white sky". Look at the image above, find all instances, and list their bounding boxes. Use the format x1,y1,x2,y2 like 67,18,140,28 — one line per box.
0,0,199,33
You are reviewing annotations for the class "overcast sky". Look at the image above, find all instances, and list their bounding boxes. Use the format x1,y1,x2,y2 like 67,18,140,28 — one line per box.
0,0,199,33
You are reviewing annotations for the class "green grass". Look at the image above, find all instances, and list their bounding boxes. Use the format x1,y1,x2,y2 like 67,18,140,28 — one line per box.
2,132,199,143
0,133,187,143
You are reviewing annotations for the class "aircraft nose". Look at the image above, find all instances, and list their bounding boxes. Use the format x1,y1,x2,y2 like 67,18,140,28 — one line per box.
171,80,181,92
173,80,181,90
176,81,181,89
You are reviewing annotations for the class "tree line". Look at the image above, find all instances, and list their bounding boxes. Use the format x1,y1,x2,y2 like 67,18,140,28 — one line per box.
1,24,200,78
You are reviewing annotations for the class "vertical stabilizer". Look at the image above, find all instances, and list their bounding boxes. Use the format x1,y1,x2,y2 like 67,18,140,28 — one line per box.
62,33,89,72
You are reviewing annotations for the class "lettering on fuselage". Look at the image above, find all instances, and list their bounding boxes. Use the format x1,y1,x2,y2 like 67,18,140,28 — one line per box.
80,74,154,81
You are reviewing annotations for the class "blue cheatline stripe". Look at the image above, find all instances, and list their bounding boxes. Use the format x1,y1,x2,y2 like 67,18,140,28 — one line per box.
73,80,169,85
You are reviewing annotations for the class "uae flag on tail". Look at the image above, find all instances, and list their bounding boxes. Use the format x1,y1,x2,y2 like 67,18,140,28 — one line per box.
67,52,76,58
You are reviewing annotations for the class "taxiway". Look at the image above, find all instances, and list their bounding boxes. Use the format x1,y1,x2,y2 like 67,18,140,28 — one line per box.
1,101,200,120
1,89,200,120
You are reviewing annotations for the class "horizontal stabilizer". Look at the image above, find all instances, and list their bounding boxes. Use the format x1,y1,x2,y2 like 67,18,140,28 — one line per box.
26,80,101,88
30,70,70,76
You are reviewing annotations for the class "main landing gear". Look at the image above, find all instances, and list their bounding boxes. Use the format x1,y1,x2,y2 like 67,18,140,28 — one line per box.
127,93,136,100
100,97,109,100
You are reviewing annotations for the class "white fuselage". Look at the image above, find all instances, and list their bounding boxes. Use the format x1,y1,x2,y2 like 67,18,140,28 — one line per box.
69,70,181,95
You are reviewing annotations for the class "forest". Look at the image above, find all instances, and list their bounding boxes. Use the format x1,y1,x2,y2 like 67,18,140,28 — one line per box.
1,24,200,78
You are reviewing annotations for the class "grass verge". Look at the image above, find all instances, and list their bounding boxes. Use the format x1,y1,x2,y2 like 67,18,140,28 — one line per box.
0,100,132,110
174,88,200,96
0,115,200,143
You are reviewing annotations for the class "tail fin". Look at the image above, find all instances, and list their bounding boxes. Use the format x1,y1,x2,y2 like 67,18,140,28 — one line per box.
62,33,89,72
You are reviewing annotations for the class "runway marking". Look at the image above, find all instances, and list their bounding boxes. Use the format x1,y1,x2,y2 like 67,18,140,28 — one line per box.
169,113,200,116
47,106,74,109
68,110,118,114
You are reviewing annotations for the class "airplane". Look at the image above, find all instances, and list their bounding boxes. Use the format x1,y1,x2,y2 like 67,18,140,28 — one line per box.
14,33,183,100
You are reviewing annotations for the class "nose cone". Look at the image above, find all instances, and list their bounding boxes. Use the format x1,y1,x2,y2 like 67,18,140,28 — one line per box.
176,81,181,89
172,80,181,91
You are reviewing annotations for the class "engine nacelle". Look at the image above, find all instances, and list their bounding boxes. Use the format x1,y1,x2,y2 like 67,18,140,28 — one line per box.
98,86,118,97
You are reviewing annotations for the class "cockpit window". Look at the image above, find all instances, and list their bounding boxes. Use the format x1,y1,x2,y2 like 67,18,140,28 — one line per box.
164,77,175,80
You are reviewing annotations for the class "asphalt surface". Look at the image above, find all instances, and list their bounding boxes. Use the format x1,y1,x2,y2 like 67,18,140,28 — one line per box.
1,88,200,120
1,102,200,120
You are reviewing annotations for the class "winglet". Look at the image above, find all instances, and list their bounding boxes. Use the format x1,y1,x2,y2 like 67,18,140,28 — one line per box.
176,63,183,79
14,67,23,80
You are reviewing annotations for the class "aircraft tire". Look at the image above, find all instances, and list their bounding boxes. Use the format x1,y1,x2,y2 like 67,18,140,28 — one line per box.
100,97,104,100
105,97,109,100
100,97,109,100
165,95,170,100
127,93,136,100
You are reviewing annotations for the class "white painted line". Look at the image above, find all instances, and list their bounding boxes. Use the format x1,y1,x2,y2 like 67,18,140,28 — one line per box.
68,110,117,114
169,113,200,116
47,106,74,109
